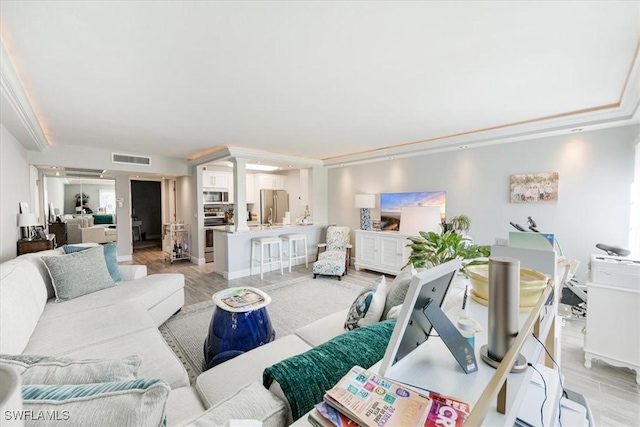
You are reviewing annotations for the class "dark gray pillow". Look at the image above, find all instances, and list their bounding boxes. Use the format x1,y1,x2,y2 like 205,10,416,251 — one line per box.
382,267,414,319
43,246,115,302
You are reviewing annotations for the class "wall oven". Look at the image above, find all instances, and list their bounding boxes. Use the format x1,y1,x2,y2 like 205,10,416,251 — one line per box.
203,191,229,204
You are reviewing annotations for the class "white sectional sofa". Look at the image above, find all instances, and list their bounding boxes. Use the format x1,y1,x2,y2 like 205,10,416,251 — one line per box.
0,245,366,426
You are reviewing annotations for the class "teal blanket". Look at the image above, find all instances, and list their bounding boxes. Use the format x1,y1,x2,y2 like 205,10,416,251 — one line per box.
263,319,396,421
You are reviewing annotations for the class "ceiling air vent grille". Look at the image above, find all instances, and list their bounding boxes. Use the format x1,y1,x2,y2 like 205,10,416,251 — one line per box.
112,153,151,166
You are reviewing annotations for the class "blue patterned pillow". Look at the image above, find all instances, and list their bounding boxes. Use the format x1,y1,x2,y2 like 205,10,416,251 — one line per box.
22,378,170,427
64,243,121,282
344,276,386,330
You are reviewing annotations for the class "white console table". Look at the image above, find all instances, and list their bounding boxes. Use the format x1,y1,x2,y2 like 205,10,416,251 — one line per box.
354,230,412,275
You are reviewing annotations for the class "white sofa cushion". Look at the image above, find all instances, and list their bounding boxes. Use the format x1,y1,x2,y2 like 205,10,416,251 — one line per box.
24,301,155,355
39,274,184,323
165,386,206,426
178,382,286,427
0,260,49,354
60,328,189,389
195,334,311,409
294,309,349,347
18,248,66,299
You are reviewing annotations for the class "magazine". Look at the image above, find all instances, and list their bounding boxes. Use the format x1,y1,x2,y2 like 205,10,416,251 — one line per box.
323,366,470,427
308,403,361,427
216,288,266,310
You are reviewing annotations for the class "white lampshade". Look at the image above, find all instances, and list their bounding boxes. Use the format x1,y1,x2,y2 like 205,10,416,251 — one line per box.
354,194,375,209
17,213,38,227
399,206,442,237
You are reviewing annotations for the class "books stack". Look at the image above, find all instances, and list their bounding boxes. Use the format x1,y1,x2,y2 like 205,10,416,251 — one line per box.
308,366,470,427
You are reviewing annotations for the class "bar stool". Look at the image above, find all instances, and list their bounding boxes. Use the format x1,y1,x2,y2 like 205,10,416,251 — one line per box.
251,236,283,280
280,233,308,272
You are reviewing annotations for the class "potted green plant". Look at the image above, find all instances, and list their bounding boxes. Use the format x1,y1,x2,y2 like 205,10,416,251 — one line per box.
405,230,490,276
449,214,471,234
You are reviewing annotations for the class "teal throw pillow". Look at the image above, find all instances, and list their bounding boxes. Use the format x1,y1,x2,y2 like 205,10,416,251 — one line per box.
64,243,121,282
263,319,396,421
0,354,141,385
43,246,115,302
22,378,169,427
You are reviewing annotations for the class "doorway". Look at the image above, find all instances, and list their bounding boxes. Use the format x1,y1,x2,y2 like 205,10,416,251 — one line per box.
131,180,162,251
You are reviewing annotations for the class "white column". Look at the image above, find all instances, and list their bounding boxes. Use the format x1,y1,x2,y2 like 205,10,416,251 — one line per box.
231,157,249,232
311,166,328,225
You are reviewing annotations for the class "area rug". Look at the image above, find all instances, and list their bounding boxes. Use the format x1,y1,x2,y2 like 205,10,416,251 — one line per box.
159,274,374,384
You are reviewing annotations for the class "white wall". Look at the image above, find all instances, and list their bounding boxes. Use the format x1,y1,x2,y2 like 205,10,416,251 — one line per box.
176,172,197,261
0,124,32,261
329,125,639,283
44,177,65,217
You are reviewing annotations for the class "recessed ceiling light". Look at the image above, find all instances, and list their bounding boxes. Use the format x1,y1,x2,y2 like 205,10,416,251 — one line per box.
459,145,469,149
51,166,58,169
100,175,104,178
339,164,345,167
135,175,140,178
571,128,583,133
288,165,293,168
389,156,395,160
55,172,60,176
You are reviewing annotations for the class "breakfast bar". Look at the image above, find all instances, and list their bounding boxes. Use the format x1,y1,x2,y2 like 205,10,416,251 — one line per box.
212,224,326,279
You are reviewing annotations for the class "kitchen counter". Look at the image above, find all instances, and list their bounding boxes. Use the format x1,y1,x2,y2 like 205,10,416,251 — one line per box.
212,223,326,279
210,223,319,233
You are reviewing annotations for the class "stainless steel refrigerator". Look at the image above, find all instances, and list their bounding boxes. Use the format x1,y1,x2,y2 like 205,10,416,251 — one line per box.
260,190,289,224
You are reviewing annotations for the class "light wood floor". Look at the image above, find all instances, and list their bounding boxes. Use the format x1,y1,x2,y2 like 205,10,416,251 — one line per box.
130,247,640,426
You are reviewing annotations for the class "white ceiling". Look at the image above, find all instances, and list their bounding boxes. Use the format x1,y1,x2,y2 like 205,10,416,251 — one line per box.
1,1,639,165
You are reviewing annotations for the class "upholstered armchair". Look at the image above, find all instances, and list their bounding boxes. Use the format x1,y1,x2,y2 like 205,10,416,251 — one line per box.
312,226,351,280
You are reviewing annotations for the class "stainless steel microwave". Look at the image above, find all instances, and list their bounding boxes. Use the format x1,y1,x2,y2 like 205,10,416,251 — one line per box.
203,191,228,204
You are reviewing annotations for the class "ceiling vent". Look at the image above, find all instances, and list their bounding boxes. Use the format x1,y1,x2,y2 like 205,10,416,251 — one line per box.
63,167,106,176
112,153,151,166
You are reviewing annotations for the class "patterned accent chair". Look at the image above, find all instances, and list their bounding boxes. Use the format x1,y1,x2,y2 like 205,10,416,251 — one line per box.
312,226,351,280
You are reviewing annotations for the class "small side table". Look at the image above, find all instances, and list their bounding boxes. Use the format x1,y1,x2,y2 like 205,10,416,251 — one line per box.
203,287,275,370
17,234,56,255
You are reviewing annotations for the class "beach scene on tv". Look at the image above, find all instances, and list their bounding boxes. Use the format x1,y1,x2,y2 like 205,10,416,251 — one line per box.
380,191,446,231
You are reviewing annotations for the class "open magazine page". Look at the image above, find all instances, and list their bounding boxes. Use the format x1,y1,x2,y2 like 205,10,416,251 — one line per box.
324,366,469,427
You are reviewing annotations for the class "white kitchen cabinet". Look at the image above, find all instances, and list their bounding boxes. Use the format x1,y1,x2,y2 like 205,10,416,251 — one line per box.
355,230,412,275
246,175,255,204
203,171,230,189
257,173,285,190
227,175,257,204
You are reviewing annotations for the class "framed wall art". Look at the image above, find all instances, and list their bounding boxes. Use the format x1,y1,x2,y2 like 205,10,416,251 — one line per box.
510,172,558,204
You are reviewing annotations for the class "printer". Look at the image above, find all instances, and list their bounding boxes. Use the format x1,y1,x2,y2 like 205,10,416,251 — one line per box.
588,254,640,290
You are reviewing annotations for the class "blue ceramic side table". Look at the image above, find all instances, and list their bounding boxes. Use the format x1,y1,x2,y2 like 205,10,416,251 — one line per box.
203,287,275,370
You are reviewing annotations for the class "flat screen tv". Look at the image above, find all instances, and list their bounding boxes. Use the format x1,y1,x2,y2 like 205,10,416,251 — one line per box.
380,191,446,231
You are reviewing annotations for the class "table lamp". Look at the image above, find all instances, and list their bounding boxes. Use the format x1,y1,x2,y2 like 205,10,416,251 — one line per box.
399,206,442,237
17,213,38,240
355,194,375,230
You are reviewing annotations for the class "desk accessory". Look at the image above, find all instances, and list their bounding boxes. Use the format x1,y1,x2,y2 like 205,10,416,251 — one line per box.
480,257,527,372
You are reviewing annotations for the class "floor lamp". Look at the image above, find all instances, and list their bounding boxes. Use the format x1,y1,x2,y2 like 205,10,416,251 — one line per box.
355,194,375,230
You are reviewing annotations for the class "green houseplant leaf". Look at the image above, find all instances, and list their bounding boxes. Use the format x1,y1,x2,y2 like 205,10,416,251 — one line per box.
405,230,490,275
